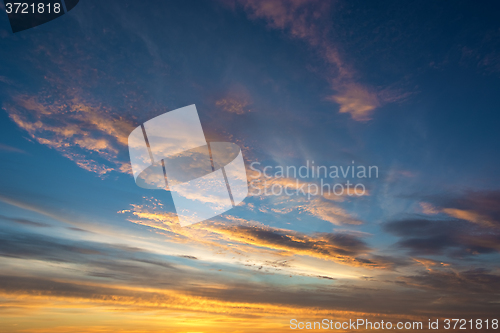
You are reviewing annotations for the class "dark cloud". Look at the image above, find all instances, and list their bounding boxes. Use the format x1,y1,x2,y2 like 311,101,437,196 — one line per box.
447,190,500,226
384,218,459,255
0,228,180,283
0,274,416,314
66,227,92,233
0,227,264,291
384,218,500,257
0,229,102,261
211,224,381,266
179,255,198,260
385,190,500,258
400,268,500,294
0,214,50,228
422,190,500,227
204,223,412,269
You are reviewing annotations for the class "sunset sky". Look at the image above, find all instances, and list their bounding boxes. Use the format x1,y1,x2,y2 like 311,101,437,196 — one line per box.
1,1,500,332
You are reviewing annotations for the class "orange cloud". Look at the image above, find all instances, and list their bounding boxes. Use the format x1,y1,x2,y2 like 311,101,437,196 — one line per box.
5,94,135,176
328,84,380,122
412,258,449,272
235,0,409,121
215,98,250,115
420,202,496,228
420,202,440,215
442,208,495,228
299,198,363,226
0,282,426,333
120,199,389,269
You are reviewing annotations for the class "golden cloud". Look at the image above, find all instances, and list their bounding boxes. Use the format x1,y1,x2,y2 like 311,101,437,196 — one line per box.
5,93,135,176
329,84,380,122
120,199,389,269
420,202,496,228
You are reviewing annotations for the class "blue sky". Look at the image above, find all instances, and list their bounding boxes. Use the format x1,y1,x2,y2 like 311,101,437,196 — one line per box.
0,1,500,332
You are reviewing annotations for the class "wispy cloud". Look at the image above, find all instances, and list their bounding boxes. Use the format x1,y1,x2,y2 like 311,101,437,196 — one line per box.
4,94,134,176
215,85,253,115
246,168,366,225
0,143,27,154
400,267,500,294
300,197,363,225
232,0,407,121
215,97,250,115
0,214,49,228
420,190,500,228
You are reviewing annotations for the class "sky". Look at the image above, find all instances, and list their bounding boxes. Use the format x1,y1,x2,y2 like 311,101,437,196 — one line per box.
0,0,500,332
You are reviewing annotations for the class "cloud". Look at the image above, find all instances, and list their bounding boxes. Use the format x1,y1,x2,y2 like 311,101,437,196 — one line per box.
0,212,496,329
1,26,171,178
0,229,103,262
0,214,49,228
0,226,198,289
0,273,428,324
246,167,367,225
0,75,15,85
419,202,439,215
459,28,500,75
384,217,500,257
299,197,363,225
213,82,253,116
121,200,394,269
0,221,496,330
4,94,135,176
0,226,393,317
238,0,326,39
400,267,500,294
0,143,27,154
1,264,498,332
384,190,500,258
208,224,373,264
420,190,500,228
0,195,83,229
441,208,495,228
328,84,380,122
233,0,406,121
215,97,250,115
